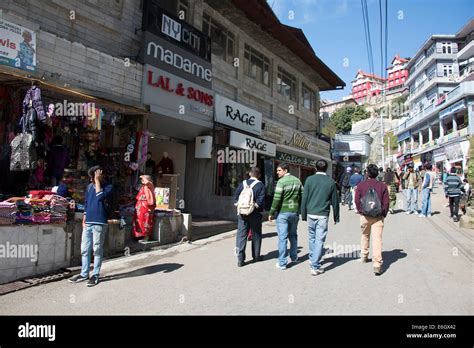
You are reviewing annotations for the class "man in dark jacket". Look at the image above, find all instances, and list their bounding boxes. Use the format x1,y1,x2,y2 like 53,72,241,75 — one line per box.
355,164,389,276
301,160,339,276
233,167,265,267
444,167,464,222
339,167,352,207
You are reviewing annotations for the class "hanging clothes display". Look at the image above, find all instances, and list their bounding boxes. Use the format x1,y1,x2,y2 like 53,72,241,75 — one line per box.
10,132,37,171
22,86,46,123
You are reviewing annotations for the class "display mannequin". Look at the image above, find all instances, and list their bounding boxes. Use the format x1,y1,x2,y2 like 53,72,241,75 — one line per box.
157,151,173,174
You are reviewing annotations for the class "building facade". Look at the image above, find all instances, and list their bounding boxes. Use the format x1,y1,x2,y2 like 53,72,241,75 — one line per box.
351,70,384,105
386,54,410,96
394,19,473,175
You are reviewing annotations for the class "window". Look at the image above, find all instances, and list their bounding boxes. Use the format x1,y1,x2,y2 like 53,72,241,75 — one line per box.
202,13,235,64
442,42,452,54
396,71,399,76
244,44,270,86
402,77,405,82
302,84,315,111
177,0,189,22
443,64,453,77
277,67,297,101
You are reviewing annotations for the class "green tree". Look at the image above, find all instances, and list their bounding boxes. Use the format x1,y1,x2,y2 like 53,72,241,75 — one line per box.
389,95,408,119
332,105,371,133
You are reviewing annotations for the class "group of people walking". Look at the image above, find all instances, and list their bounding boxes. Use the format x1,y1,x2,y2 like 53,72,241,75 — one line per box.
234,161,389,276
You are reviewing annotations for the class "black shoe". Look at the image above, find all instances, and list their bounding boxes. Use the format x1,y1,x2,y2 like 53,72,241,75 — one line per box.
374,267,382,276
453,216,459,222
87,275,100,287
68,274,88,283
237,261,244,267
252,256,264,263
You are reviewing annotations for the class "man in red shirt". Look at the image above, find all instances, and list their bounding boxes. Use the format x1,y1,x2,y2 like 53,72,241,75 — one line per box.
355,164,389,275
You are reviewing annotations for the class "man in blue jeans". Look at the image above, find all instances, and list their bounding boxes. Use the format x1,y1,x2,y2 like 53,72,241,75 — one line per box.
403,164,420,214
68,166,113,287
301,160,340,275
269,163,303,270
420,163,435,218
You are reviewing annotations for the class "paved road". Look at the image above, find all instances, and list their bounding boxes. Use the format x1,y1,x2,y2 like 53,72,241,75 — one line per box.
0,187,472,315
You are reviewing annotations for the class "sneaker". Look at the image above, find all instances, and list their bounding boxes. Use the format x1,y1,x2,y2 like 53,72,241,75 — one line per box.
68,274,88,283
453,216,460,222
275,262,287,270
389,209,394,214
360,255,369,263
427,214,432,217
87,275,99,287
374,267,382,276
311,268,325,276
406,211,411,215
414,211,419,215
419,214,426,218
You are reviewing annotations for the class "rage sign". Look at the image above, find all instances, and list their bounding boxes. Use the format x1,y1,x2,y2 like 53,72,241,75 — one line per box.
225,105,256,126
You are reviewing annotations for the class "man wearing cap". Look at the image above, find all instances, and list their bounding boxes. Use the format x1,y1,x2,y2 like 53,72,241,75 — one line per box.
403,164,421,214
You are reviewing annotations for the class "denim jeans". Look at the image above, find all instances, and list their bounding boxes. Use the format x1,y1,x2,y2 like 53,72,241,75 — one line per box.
420,188,432,216
276,212,299,267
81,224,107,278
307,216,329,270
405,188,418,213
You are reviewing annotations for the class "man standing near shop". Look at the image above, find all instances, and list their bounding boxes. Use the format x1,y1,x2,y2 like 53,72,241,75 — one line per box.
444,167,464,222
339,167,353,209
301,160,339,276
419,164,435,218
69,166,113,287
349,167,364,213
403,164,420,214
355,164,389,276
234,167,265,267
269,163,303,270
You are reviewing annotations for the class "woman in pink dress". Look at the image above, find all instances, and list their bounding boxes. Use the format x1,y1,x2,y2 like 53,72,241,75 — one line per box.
132,175,156,241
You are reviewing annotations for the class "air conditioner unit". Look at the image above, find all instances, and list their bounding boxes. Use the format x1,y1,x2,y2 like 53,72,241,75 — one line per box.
195,136,213,159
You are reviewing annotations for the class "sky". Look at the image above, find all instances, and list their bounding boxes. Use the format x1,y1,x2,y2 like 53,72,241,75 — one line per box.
267,0,473,102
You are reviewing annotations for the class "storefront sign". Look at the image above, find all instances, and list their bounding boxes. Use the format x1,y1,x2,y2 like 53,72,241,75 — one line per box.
445,143,463,162
285,132,311,150
276,152,317,168
215,95,262,135
439,100,466,119
229,131,276,156
142,1,211,61
143,31,212,89
0,19,36,72
142,64,213,120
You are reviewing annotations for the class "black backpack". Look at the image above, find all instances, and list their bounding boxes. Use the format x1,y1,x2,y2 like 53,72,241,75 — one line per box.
361,186,382,217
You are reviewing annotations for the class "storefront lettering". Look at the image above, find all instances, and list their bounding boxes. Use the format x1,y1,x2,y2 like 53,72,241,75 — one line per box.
276,152,316,167
147,70,213,106
225,105,255,126
285,132,311,150
245,138,267,151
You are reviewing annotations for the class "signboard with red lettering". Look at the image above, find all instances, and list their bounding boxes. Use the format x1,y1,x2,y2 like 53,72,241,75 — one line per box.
0,19,36,72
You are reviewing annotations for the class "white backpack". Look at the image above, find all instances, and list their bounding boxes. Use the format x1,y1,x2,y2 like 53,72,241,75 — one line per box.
236,180,260,215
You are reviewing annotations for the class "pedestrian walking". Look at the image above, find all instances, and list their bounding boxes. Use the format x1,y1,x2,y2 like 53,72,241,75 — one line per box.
419,164,435,218
349,167,364,212
132,174,156,241
234,167,265,267
403,164,420,214
383,168,399,214
68,166,113,287
340,167,352,208
444,167,464,222
355,164,389,276
377,167,385,181
269,163,303,270
301,160,339,276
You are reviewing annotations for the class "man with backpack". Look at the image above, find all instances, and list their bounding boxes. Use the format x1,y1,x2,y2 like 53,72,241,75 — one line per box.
301,160,339,276
234,167,265,267
419,164,435,218
339,167,353,209
355,164,389,276
444,167,464,222
68,166,113,287
269,163,303,270
403,164,420,215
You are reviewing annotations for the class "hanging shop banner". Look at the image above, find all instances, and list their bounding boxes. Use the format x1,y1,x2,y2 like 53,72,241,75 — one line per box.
276,151,317,168
229,130,276,156
215,95,262,135
142,0,211,61
445,143,463,162
142,31,212,89
0,19,36,72
439,100,466,119
142,64,213,122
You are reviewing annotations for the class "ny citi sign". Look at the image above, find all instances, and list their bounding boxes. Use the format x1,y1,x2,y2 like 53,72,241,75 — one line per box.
142,0,211,61
215,95,262,135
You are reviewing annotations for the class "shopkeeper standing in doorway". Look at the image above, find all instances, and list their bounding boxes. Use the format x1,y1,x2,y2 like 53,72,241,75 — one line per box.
46,135,70,186
68,166,113,287
132,174,156,242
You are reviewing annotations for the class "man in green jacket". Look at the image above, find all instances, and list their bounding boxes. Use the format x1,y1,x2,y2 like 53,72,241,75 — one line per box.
269,163,303,270
301,160,340,275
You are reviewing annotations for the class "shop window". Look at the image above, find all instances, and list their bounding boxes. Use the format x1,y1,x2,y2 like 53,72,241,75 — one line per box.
202,13,235,64
244,44,270,86
277,67,297,101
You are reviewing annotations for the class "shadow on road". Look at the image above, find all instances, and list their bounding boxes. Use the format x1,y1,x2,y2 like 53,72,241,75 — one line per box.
382,249,407,272
101,263,184,282
262,232,278,239
262,246,303,263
